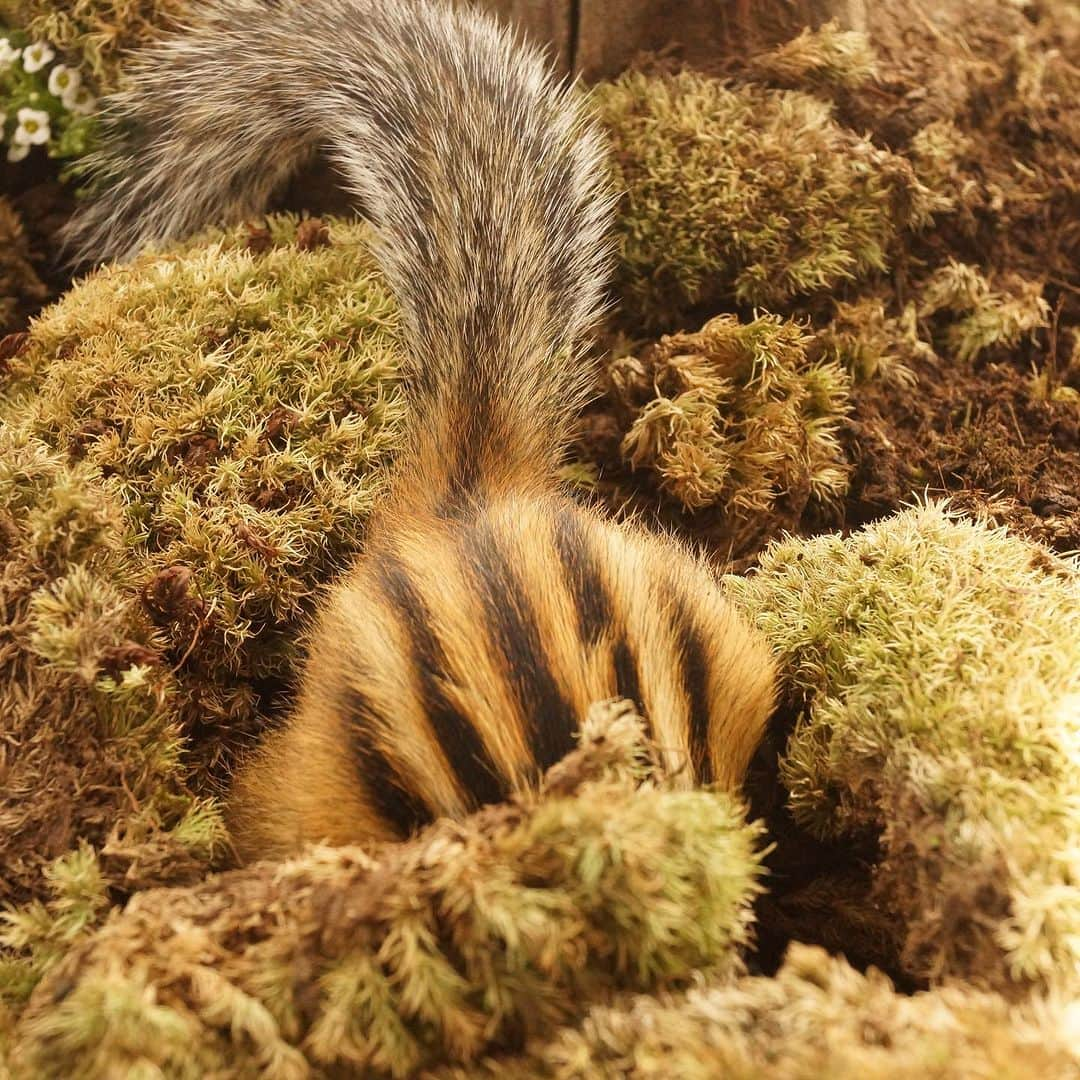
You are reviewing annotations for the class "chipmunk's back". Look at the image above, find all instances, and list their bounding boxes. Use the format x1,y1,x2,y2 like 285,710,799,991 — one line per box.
228,495,776,860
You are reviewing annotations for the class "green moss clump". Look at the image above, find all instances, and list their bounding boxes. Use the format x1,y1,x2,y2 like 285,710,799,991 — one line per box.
446,944,1080,1079
7,703,764,1079
596,71,939,329
728,502,1080,992
816,296,931,385
0,428,224,1003
0,0,183,92
2,214,407,751
918,260,1050,364
748,21,879,92
0,197,47,336
608,314,850,553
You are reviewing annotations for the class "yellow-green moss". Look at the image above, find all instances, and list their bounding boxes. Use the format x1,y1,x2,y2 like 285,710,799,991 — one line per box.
607,313,850,553
2,214,407,749
596,71,940,329
445,944,1080,1079
728,502,1080,992
0,0,183,92
8,705,764,1079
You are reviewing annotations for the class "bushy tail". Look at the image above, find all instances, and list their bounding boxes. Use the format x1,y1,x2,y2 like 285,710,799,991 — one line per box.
66,0,616,507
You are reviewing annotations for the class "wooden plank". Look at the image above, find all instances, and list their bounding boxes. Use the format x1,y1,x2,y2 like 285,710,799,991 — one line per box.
573,0,868,80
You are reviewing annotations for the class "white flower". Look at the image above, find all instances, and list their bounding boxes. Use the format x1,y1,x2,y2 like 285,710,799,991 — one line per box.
7,141,30,162
13,107,51,146
64,84,97,116
0,38,21,70
48,63,81,99
21,40,55,73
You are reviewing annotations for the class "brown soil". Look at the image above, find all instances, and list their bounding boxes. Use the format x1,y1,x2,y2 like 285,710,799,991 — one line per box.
847,354,1080,553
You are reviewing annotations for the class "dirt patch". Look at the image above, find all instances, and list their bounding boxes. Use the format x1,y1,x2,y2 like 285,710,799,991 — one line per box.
847,353,1080,552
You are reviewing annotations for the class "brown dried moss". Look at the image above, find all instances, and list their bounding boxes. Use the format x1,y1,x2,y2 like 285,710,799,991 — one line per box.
0,427,224,1011
0,196,46,336
847,352,1080,552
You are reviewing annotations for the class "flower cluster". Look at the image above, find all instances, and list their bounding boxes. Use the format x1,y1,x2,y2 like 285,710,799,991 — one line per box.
0,28,97,165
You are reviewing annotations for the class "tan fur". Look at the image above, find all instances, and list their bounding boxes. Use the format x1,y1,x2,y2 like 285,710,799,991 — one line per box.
66,0,778,863
229,495,776,863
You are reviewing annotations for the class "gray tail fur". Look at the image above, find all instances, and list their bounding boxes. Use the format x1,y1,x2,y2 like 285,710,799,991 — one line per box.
66,0,616,504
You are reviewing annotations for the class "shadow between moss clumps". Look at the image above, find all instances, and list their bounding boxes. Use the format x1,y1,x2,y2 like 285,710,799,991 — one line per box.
439,943,1079,1079
0,195,47,336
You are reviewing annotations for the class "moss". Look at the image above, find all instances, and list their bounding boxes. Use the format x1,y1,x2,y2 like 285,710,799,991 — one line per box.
444,944,1080,1079
748,21,879,92
1,214,407,767
607,313,850,554
918,261,1050,364
0,197,47,336
816,296,931,386
0,0,183,92
0,427,225,1006
595,71,939,330
7,704,764,1079
728,502,1080,992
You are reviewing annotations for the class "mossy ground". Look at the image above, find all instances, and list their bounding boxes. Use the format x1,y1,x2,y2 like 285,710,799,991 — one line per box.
2,0,1080,1075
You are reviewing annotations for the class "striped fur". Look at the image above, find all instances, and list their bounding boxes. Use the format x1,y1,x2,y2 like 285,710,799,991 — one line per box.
66,0,777,862
228,496,776,858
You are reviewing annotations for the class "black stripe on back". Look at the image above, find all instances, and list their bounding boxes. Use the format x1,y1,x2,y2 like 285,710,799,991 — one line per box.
343,686,434,838
667,588,714,785
612,635,645,719
466,518,578,774
375,555,510,809
552,506,612,646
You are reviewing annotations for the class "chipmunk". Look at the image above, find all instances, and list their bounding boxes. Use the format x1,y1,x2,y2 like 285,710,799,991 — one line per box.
66,0,777,862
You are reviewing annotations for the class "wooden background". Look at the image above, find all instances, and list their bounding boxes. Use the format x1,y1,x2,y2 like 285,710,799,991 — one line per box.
470,0,869,78
283,0,869,212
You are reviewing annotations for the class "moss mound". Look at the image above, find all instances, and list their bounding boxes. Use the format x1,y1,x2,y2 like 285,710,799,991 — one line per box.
602,313,850,558
446,943,1079,1079
729,502,1080,993
0,426,223,1004
7,705,763,1078
595,70,937,330
1,214,407,768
